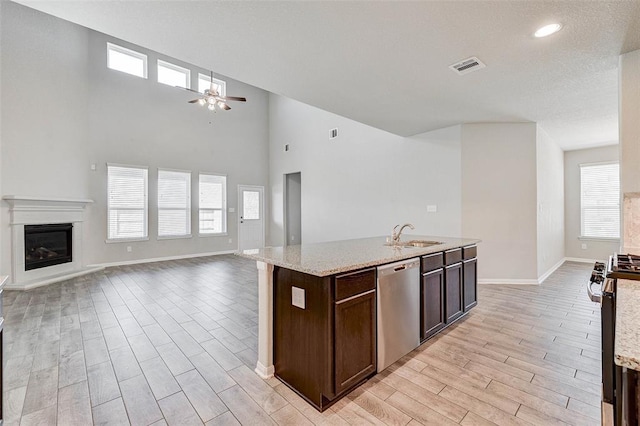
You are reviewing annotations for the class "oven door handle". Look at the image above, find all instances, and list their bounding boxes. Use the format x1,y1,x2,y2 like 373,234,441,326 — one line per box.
586,281,602,303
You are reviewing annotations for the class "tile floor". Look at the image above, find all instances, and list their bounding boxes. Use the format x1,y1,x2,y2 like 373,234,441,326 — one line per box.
2,256,600,425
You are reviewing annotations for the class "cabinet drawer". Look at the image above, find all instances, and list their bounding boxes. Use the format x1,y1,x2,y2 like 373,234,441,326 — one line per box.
444,248,462,265
422,252,444,272
335,268,376,302
463,245,477,260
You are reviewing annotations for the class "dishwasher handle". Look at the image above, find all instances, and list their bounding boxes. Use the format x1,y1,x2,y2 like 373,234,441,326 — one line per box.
377,258,420,277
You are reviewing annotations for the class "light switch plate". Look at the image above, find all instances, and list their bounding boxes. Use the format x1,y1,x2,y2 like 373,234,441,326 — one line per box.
229,207,235,213
292,286,305,309
427,205,437,213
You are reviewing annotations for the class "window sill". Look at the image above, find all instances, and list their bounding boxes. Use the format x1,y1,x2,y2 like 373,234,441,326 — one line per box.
198,232,228,238
158,234,193,241
578,236,620,242
105,237,150,244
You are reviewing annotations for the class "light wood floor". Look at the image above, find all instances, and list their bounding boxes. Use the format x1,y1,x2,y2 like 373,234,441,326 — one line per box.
2,256,601,425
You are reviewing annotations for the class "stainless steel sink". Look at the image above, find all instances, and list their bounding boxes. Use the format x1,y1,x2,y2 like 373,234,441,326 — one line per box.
402,240,443,247
384,240,443,248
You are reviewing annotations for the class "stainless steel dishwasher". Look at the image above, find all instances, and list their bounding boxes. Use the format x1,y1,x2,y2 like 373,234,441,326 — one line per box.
376,258,420,372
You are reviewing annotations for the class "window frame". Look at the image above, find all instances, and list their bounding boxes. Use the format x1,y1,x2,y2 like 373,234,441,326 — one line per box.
106,42,148,79
157,168,192,240
198,73,226,97
106,163,149,243
579,161,620,241
157,59,191,89
198,173,228,236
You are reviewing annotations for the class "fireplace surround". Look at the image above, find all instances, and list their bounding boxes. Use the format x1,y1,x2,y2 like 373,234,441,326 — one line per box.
3,196,102,290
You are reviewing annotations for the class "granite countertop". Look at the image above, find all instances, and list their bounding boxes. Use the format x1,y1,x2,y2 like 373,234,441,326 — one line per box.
615,279,640,371
237,235,480,276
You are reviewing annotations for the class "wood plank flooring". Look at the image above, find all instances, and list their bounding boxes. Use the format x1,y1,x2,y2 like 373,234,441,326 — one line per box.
2,257,601,425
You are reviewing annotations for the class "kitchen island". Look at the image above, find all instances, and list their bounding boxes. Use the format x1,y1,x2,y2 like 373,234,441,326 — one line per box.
238,235,480,410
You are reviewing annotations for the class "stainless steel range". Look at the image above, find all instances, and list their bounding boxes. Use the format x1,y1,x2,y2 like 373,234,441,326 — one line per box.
587,253,640,426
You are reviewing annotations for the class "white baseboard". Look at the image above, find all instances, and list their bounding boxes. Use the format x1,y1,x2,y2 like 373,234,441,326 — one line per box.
478,278,539,285
537,257,566,284
87,250,237,269
564,257,600,264
5,266,105,291
254,361,274,379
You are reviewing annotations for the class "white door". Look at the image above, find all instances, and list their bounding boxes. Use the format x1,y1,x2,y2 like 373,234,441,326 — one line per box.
238,185,265,250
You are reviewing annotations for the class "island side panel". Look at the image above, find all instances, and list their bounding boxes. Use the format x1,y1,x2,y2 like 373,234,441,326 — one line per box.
273,266,333,410
255,261,275,378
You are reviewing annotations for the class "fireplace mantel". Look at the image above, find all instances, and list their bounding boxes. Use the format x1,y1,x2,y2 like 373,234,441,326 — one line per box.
2,195,101,290
3,196,94,225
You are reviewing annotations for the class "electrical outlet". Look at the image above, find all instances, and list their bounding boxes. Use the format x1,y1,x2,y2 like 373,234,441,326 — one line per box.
427,205,437,213
581,243,588,250
126,246,132,253
228,238,232,244
291,235,295,241
90,163,97,171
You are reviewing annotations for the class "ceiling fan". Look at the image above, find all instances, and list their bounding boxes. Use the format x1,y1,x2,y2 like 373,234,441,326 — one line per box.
187,71,246,112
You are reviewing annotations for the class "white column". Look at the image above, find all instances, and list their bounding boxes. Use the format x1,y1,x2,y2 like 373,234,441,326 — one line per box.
255,261,275,378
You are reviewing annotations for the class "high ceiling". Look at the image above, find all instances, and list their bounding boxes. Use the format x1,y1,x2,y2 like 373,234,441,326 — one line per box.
16,0,640,150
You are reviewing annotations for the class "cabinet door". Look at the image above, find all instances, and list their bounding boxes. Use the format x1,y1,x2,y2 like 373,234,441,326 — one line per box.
421,268,445,341
334,290,376,396
445,263,463,323
463,258,477,311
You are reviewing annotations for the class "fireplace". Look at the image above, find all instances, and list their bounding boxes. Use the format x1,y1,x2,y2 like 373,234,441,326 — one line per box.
24,223,73,271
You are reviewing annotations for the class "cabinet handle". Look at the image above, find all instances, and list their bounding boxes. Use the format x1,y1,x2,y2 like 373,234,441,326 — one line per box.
463,258,476,263
445,262,463,269
422,268,443,277
335,289,375,305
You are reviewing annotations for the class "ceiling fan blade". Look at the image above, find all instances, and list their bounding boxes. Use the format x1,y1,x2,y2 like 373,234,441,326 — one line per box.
223,96,247,102
218,102,231,111
188,99,201,103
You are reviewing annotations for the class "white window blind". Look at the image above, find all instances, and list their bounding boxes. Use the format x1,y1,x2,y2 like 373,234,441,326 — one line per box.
580,162,620,239
158,60,190,89
199,174,227,234
107,43,147,78
108,165,148,240
158,170,191,237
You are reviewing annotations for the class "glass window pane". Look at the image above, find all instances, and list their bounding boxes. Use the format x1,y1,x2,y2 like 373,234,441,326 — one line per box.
158,61,190,89
199,209,222,234
243,191,260,220
107,44,147,78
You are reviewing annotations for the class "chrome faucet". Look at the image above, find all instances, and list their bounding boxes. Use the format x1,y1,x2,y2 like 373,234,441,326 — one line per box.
392,223,415,244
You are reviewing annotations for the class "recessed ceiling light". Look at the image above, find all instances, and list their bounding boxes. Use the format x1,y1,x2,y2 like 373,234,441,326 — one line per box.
534,23,562,38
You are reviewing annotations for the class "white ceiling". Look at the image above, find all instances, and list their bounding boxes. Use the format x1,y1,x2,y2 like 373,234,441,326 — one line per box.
16,1,640,150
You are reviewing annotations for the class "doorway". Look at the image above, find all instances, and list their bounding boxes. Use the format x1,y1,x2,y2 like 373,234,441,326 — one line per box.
238,185,265,250
284,172,302,246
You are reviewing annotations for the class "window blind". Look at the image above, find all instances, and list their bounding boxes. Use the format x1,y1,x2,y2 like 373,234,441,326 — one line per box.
580,162,620,239
108,165,148,240
158,170,191,237
199,174,226,234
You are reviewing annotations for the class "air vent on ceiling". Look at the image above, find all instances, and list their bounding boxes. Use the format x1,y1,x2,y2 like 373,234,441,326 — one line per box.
449,56,486,75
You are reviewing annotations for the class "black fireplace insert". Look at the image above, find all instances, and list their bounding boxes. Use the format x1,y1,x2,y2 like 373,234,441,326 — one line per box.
24,223,73,271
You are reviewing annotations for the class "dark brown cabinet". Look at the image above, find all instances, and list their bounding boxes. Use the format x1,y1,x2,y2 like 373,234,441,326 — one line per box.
273,267,376,411
334,288,376,395
420,268,445,340
463,258,478,311
445,262,463,323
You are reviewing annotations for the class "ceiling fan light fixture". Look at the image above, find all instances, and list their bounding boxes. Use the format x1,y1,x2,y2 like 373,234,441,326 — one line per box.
207,97,216,105
534,23,562,38
197,98,206,106
207,103,215,111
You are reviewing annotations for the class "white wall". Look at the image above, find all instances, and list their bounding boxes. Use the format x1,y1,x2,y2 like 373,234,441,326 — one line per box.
268,94,462,247
619,49,640,252
536,126,565,277
1,2,91,276
564,145,619,261
461,123,539,282
1,3,269,277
